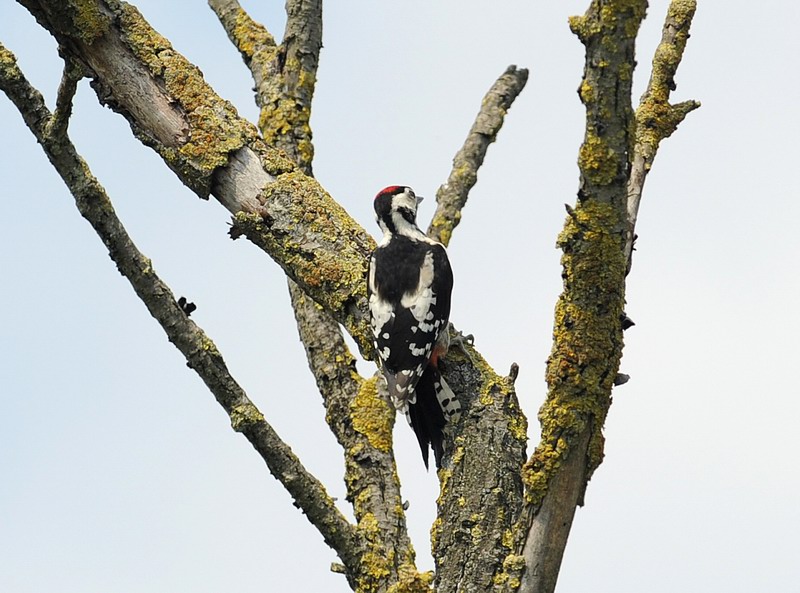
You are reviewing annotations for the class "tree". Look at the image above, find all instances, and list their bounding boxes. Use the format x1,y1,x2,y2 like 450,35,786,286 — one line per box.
0,1,698,592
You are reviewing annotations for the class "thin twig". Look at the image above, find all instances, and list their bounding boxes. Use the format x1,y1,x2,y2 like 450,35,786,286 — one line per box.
0,42,361,576
44,54,83,139
427,65,529,246
626,0,700,269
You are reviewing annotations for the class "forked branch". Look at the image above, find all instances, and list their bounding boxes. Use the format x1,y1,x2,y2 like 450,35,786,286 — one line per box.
517,3,699,593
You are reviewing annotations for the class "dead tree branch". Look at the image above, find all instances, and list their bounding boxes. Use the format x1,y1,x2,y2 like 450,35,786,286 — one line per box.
427,65,529,246
4,2,700,592
428,67,530,593
0,41,361,580
18,0,376,354
626,0,700,269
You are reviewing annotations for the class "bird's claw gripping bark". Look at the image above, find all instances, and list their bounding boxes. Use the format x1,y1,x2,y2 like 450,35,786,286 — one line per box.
446,323,475,365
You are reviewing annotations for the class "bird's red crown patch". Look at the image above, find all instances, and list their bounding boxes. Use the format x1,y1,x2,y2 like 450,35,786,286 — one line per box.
375,185,405,200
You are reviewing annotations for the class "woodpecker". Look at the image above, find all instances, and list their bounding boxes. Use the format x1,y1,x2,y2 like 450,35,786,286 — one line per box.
368,185,461,469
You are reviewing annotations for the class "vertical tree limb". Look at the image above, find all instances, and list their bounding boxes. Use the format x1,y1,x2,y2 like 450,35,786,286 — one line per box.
516,3,698,593
431,353,528,593
518,2,648,593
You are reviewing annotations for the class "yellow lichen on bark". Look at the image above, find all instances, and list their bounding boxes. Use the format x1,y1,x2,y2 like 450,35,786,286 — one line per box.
69,0,111,42
570,0,646,42
114,3,258,196
230,402,265,432
258,57,316,167
0,45,21,81
230,171,374,354
231,7,276,60
669,0,698,24
578,132,619,186
523,200,626,505
350,375,394,453
386,565,434,593
635,0,699,150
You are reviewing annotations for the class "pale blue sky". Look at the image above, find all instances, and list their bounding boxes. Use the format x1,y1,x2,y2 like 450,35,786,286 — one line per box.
2,1,799,592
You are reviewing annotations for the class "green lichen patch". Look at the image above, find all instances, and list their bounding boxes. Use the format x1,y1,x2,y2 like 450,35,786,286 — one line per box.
198,333,222,358
568,14,596,43
387,565,434,593
428,215,453,248
669,0,698,24
355,511,395,593
357,550,392,593
493,553,526,590
0,45,20,81
635,99,678,150
578,79,595,104
115,2,172,74
428,163,474,246
229,402,264,432
507,403,529,444
350,376,394,452
257,146,297,177
570,0,646,42
634,0,699,151
258,57,317,169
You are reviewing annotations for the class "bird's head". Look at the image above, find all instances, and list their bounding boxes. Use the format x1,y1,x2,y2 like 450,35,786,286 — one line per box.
374,185,424,237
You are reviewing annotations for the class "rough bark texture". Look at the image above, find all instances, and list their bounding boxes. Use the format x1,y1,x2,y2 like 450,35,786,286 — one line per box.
415,68,529,593
210,3,534,591
291,291,424,593
519,2,647,592
18,0,377,355
432,350,528,593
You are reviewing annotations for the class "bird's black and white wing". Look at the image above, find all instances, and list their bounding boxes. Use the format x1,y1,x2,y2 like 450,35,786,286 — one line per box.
368,242,452,409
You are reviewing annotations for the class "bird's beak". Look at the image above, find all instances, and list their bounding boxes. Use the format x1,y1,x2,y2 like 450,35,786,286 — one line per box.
416,195,424,205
